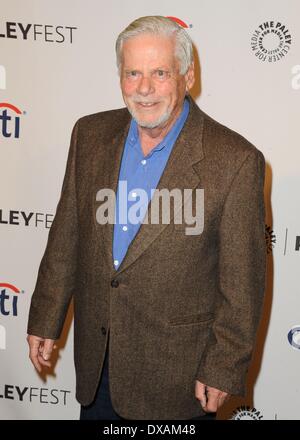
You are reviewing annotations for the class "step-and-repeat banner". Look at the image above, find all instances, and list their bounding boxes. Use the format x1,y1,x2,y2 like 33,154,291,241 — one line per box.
1,0,299,420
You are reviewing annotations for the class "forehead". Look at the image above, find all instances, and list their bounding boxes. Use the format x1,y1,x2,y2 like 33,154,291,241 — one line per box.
121,33,178,67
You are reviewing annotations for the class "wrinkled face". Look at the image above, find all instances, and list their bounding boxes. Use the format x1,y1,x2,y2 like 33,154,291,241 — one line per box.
120,33,194,129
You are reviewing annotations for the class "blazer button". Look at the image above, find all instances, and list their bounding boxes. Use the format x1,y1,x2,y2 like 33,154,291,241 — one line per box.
101,326,107,335
111,279,119,288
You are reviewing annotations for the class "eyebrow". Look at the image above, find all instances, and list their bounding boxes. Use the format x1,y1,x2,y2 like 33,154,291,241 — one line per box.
123,67,171,72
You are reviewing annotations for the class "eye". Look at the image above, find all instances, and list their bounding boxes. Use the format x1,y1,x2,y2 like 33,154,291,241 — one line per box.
153,70,169,80
125,70,139,79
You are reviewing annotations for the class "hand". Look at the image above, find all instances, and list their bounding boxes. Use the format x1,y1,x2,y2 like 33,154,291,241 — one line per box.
27,334,56,373
195,380,230,412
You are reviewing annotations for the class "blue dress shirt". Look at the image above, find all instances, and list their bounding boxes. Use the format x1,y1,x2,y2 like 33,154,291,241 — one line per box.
112,98,190,270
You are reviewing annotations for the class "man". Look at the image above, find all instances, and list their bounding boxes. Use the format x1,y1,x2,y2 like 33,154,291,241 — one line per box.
27,16,266,420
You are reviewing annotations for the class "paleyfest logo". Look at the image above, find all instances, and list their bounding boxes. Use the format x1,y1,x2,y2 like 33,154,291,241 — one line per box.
0,21,77,44
0,384,71,405
0,65,5,90
0,324,6,350
251,21,292,62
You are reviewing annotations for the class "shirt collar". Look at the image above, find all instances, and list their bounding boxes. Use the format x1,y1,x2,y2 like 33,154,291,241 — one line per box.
127,97,190,155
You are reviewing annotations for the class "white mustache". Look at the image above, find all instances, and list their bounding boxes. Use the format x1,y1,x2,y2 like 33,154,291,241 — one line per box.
131,98,161,104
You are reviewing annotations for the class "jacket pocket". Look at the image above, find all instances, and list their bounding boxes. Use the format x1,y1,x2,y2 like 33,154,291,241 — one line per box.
167,312,214,327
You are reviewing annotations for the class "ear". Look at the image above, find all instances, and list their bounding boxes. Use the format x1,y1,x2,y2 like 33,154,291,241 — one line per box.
184,62,195,92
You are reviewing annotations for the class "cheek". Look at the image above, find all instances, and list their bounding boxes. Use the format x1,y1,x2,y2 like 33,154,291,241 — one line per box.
159,82,179,101
121,81,136,97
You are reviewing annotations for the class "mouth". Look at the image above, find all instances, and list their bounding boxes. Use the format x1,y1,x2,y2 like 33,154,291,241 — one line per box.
136,102,159,109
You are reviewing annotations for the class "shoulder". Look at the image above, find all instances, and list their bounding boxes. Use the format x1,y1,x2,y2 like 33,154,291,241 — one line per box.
197,106,265,167
74,106,130,138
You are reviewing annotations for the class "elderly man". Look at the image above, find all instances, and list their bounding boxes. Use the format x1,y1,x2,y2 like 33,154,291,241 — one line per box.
27,16,266,420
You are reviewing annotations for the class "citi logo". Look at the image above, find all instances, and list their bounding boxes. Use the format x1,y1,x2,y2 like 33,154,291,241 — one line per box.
166,17,192,28
0,282,24,317
0,65,6,90
0,324,6,349
0,102,23,138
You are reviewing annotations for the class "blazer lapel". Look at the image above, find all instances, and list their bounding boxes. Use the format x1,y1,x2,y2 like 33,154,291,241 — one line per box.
114,96,206,276
93,109,131,269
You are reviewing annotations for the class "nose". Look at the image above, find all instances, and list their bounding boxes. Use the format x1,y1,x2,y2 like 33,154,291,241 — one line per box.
136,75,154,96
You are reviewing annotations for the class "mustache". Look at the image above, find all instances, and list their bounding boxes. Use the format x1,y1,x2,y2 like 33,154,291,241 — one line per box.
130,97,162,104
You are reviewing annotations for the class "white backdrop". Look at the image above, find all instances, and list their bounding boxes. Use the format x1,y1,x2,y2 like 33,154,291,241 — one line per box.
0,0,299,420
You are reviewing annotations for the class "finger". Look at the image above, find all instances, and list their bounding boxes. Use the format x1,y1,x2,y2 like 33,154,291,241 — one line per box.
42,339,54,361
28,337,43,373
217,393,230,408
37,352,52,368
203,389,219,412
31,354,43,373
195,381,207,408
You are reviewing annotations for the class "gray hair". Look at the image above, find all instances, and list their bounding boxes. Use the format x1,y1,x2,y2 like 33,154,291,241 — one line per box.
115,15,194,75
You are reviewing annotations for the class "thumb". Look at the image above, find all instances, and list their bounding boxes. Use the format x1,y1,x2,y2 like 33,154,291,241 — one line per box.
42,339,55,361
195,380,207,408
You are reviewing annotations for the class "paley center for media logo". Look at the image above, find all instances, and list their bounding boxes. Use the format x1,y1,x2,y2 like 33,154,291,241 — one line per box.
292,65,300,90
265,224,276,254
251,21,292,62
0,282,25,317
288,326,300,350
0,21,77,44
231,405,263,420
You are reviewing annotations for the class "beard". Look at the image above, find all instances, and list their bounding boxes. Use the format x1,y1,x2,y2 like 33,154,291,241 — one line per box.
125,99,172,129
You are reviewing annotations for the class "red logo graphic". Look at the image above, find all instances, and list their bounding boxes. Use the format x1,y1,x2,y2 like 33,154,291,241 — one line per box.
166,16,189,28
0,282,23,316
0,102,22,138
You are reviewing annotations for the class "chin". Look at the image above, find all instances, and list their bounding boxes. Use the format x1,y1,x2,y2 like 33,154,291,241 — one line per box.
136,120,160,129
131,109,172,129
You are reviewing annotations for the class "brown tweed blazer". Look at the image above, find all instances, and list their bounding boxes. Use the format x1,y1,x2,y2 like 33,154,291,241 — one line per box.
27,95,266,420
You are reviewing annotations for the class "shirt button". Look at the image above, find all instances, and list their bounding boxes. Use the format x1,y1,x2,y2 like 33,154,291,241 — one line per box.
114,259,119,266
141,159,147,165
111,279,119,288
101,326,107,335
122,226,128,231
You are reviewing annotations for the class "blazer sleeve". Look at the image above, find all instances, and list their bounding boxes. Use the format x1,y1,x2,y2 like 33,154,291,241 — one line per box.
27,119,80,340
195,148,266,396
